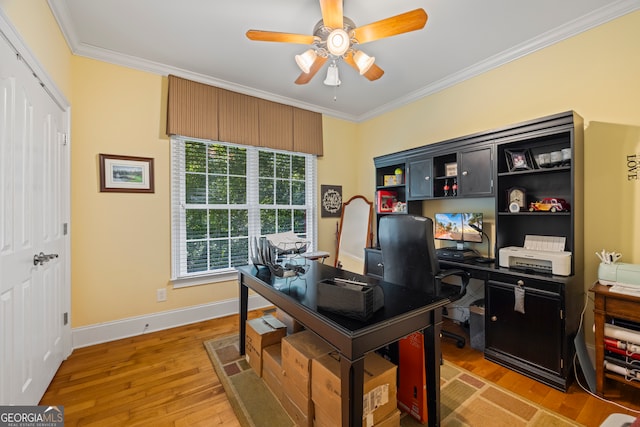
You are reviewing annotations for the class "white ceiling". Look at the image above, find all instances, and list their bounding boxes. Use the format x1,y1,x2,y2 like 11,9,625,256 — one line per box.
48,0,639,122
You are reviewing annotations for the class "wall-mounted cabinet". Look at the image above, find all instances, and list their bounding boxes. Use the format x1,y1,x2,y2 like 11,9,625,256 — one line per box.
407,156,433,199
459,146,493,197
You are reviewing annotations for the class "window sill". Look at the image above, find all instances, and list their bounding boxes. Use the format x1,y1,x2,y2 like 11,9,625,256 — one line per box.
171,270,238,288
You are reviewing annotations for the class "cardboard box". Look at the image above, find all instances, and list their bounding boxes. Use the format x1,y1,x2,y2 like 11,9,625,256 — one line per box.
281,330,333,396
283,373,314,417
263,343,284,403
311,351,397,427
282,391,311,427
314,407,400,427
245,315,287,377
375,409,401,427
275,308,304,335
397,332,427,424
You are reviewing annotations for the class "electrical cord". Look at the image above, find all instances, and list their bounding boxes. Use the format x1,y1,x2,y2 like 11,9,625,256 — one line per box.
572,285,640,415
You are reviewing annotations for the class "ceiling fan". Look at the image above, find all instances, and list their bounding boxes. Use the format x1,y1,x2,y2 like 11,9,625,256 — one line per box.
246,0,428,85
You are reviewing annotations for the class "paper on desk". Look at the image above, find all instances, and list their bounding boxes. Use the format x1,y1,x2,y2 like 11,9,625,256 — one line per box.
523,235,566,252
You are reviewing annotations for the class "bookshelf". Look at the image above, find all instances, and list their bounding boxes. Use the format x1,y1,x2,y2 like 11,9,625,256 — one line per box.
591,283,640,397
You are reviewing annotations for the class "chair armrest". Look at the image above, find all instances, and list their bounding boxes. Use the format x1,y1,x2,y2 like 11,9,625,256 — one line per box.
435,269,470,299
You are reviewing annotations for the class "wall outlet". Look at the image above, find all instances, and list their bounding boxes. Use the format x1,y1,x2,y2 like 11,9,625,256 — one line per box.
156,288,167,302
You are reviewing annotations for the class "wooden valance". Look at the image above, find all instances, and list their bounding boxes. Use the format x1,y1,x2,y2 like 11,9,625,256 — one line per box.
167,75,323,156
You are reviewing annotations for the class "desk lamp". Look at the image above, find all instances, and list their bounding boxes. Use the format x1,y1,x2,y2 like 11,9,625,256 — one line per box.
469,223,494,263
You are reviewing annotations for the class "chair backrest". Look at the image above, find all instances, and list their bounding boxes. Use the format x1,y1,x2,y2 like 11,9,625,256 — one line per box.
378,214,441,293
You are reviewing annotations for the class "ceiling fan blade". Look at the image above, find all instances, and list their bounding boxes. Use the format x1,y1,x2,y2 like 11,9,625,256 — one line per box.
246,30,316,45
319,0,343,29
344,52,384,81
295,56,328,85
351,9,428,44
362,63,384,81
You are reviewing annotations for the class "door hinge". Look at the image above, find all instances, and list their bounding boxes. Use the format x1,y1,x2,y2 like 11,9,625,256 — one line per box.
560,359,564,369
63,223,68,235
62,134,68,146
63,312,68,326
560,309,564,320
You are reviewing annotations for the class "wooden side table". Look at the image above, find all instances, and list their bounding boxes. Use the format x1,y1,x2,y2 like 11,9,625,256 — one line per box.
590,283,640,397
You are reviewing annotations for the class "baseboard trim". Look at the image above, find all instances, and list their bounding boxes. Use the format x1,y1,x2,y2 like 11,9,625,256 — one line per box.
72,295,271,349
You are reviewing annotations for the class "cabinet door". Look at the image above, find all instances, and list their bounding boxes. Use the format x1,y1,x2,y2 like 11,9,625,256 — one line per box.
364,248,384,279
408,157,433,199
486,280,563,374
459,146,493,196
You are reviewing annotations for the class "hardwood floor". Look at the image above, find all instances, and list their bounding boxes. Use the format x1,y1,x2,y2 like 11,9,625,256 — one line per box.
41,312,640,426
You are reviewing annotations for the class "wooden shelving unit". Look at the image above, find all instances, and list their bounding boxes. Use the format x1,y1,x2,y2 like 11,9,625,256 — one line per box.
591,282,640,397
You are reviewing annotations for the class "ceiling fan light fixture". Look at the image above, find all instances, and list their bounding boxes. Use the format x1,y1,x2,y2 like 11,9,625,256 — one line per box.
323,61,341,86
326,29,350,56
353,50,375,75
295,49,318,74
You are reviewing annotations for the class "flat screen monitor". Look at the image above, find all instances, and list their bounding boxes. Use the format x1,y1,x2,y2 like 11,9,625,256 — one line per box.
434,213,483,244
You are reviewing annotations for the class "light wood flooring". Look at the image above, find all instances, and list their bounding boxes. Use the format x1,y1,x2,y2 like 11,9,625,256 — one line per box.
41,312,640,426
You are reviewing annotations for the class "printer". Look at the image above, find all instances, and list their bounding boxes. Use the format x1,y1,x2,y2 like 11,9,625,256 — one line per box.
499,235,572,276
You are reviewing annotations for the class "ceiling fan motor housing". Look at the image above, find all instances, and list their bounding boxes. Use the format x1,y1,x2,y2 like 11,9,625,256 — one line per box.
313,17,356,58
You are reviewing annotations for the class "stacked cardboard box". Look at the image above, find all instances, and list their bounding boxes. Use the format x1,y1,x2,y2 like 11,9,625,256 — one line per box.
281,330,333,427
245,314,287,377
262,343,285,403
311,352,399,427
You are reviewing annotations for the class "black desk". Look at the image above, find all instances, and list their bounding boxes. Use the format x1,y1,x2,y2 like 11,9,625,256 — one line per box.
237,262,450,427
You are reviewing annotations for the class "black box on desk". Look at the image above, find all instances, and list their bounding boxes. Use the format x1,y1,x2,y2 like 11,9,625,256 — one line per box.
317,279,384,321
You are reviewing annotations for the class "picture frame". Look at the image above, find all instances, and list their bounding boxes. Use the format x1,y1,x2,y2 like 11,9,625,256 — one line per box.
505,149,532,172
445,162,458,177
99,154,155,193
320,185,342,217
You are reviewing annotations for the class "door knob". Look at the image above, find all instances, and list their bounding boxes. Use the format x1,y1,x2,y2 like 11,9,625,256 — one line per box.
33,252,59,266
491,316,497,322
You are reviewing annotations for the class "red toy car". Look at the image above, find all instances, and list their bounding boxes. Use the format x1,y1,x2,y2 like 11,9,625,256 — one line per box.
529,198,570,212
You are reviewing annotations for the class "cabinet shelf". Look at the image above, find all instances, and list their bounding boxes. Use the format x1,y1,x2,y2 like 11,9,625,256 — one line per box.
376,184,404,190
497,211,571,216
498,165,571,177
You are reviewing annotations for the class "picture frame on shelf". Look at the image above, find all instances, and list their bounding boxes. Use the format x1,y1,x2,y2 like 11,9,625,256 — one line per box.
445,162,458,177
99,154,154,193
505,149,533,172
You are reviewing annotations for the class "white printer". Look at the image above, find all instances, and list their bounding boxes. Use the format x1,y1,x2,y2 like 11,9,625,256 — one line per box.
499,235,572,276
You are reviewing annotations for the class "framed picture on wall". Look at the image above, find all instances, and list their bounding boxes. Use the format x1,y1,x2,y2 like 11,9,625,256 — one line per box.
320,185,342,217
99,154,155,193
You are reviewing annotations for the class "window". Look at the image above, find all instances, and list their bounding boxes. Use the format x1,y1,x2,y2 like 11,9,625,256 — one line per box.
171,136,317,286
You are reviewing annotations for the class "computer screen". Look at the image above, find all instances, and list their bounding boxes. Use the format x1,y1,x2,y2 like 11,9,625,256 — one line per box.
434,213,483,243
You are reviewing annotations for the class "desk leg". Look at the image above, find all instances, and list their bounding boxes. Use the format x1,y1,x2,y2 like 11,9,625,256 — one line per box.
424,307,442,427
340,355,365,427
239,274,248,355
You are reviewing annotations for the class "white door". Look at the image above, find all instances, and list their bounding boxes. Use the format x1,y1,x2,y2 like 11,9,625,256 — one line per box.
0,26,71,404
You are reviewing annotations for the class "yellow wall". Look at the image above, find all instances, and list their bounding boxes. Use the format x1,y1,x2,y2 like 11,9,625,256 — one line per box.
69,57,235,324
4,2,640,338
317,117,361,261
0,0,71,96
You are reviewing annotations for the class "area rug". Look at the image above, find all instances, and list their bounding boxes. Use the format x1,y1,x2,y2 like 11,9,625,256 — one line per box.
204,335,582,427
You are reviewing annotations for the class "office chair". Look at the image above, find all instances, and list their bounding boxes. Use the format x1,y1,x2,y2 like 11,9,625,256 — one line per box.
378,214,470,348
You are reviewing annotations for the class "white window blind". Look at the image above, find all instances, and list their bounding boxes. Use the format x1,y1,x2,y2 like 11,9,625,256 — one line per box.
171,136,317,287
